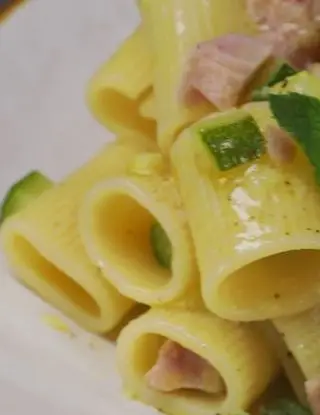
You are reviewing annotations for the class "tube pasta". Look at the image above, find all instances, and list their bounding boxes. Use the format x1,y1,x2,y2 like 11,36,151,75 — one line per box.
86,25,156,138
138,0,258,153
117,307,279,415
1,135,155,333
79,155,199,306
274,307,320,380
171,106,320,321
255,322,307,405
139,93,156,120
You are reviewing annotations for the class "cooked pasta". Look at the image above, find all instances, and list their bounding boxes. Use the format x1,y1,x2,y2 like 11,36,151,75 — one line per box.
4,0,320,413
86,25,156,138
139,93,156,120
117,307,279,415
1,135,155,333
138,0,258,153
255,322,307,405
274,307,320,380
79,153,198,306
171,105,320,321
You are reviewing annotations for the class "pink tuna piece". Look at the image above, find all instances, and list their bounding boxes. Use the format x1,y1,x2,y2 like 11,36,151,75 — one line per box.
247,0,320,68
179,34,272,110
265,125,296,164
145,340,225,394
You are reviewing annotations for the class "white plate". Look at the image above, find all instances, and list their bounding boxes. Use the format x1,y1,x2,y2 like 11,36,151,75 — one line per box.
0,1,157,414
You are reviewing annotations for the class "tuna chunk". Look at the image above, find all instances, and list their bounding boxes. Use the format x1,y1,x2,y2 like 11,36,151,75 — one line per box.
145,340,225,394
265,125,296,164
179,34,272,110
247,0,320,68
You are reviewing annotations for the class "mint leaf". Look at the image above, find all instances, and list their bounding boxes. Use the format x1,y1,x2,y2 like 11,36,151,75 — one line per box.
260,399,312,415
251,62,298,102
267,62,298,87
269,92,320,182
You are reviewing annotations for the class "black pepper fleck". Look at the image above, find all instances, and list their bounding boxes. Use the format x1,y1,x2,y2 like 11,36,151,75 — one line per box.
287,351,293,358
284,180,291,186
274,293,280,299
285,232,290,236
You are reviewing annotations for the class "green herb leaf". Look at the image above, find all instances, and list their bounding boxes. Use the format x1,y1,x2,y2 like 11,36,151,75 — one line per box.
260,399,312,415
150,222,172,269
269,92,320,182
251,62,298,102
267,62,298,87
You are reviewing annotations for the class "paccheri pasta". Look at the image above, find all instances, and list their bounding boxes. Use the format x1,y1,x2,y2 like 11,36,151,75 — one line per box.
86,25,156,139
78,153,199,306
1,135,155,333
138,0,259,153
3,1,320,415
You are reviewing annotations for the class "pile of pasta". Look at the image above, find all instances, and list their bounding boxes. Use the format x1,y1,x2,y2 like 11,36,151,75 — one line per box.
3,1,320,415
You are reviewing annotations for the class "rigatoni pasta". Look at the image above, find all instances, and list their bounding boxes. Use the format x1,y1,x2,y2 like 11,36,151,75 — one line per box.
139,94,156,120
139,0,258,153
79,153,198,306
171,106,320,321
273,307,320,380
117,307,279,415
255,322,308,405
86,25,156,138
1,135,155,333
4,1,320,414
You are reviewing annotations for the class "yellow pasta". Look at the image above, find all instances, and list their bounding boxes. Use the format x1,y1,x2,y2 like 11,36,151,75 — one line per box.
255,322,307,405
117,307,279,415
138,0,258,153
79,153,198,306
1,135,155,333
139,93,156,120
86,25,156,138
171,105,320,321
274,307,320,380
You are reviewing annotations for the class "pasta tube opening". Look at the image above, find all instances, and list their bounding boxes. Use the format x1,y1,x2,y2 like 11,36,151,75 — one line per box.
80,174,198,306
11,235,100,317
86,26,156,138
172,111,320,321
117,308,279,415
131,334,227,401
88,192,171,284
0,140,161,333
88,85,156,138
0,214,134,334
214,249,320,321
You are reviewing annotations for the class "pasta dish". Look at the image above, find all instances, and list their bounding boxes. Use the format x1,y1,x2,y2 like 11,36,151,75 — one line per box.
2,1,320,414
